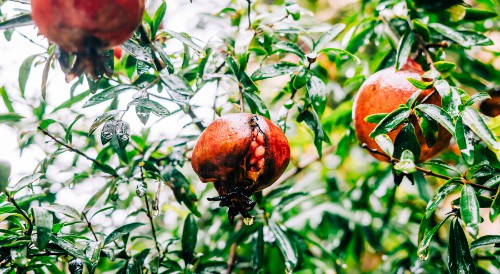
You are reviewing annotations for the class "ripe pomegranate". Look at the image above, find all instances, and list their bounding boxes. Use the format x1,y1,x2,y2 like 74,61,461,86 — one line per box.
31,0,144,79
31,0,144,52
352,59,452,162
191,113,290,224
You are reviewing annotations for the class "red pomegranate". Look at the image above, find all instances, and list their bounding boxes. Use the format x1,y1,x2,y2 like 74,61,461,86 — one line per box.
352,59,452,162
191,113,290,224
31,0,145,53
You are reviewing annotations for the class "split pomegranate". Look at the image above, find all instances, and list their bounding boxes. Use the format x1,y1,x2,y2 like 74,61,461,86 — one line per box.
191,113,290,224
352,59,452,162
31,0,144,53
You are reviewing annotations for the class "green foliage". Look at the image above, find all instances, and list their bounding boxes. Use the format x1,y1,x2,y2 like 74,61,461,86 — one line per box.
0,0,499,273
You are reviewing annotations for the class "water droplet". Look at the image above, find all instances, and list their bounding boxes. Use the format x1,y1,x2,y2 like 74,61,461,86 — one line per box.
69,182,75,189
153,209,160,217
136,184,146,197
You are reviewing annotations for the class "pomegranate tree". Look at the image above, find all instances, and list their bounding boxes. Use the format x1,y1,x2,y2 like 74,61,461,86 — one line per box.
191,113,290,225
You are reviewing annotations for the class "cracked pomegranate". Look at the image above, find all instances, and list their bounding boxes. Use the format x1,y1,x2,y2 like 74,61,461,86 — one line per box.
352,59,452,162
191,113,290,224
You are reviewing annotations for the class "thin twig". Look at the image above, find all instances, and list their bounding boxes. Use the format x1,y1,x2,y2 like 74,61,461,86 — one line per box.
140,167,162,256
38,127,117,177
238,84,245,113
5,190,33,236
361,144,498,192
82,212,98,241
226,219,243,274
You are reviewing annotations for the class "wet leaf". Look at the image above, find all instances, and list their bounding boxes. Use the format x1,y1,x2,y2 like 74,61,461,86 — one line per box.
33,207,53,250
455,117,475,165
251,62,301,81
0,160,11,192
369,107,410,138
182,214,198,264
461,106,500,152
269,222,297,272
470,235,500,251
307,75,328,116
115,120,130,148
8,173,43,192
448,220,477,274
415,104,455,135
104,222,144,246
460,184,480,238
314,23,346,50
0,14,33,30
395,32,414,70
89,111,120,135
100,120,116,145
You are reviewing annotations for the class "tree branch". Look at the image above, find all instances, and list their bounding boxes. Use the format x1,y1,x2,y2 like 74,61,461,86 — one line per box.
226,219,243,274
5,190,33,235
38,127,117,177
82,211,98,241
140,166,162,256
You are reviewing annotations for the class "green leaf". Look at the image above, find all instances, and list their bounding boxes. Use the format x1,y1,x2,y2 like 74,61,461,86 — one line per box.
369,107,411,138
252,224,264,271
415,110,438,148
32,207,53,250
395,32,414,70
307,76,328,116
429,23,493,48
423,160,461,175
314,23,346,50
490,187,500,222
104,222,144,246
412,20,431,42
471,235,500,251
0,160,11,192
129,98,170,117
434,61,456,78
159,73,194,102
65,114,84,143
442,83,461,118
460,184,480,238
461,106,500,152
464,8,498,21
165,30,204,53
415,104,455,135
83,85,136,108
0,86,14,113
417,214,452,260
83,179,115,213
181,213,198,263
122,40,154,63
393,123,421,161
52,90,91,113
243,92,270,119
88,110,121,135
0,14,33,30
448,220,477,274
50,235,86,259
407,78,433,90
374,134,394,157
406,89,423,108
151,2,167,37
418,180,460,249
275,41,305,60
235,29,255,69
100,120,116,146
269,222,298,272
43,204,80,219
455,117,474,165
8,173,43,192
296,108,330,157
0,113,24,124
364,113,388,124
317,48,361,64
115,120,130,148
164,168,201,217
18,54,39,97
251,62,301,81
465,92,490,107
394,150,417,174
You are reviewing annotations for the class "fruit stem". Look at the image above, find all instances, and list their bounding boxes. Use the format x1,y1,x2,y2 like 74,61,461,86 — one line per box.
82,211,99,242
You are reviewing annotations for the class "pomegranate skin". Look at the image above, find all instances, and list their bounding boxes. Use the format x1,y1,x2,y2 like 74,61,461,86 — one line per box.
352,60,452,162
191,113,290,197
31,0,145,52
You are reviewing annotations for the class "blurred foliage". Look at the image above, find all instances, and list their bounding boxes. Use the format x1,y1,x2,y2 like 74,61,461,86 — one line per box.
0,0,499,273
